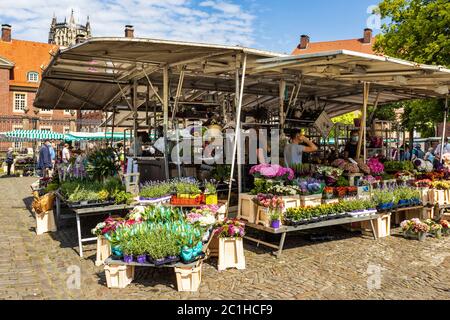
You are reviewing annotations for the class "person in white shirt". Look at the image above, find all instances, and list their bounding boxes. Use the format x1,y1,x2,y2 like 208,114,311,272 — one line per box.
62,143,71,163
435,138,450,158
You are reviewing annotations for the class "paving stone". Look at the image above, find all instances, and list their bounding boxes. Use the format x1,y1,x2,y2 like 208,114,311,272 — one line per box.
1,176,450,300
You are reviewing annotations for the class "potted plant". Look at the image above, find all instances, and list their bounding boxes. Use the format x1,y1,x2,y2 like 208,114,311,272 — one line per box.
441,220,450,236
401,219,430,242
372,190,394,211
323,187,335,199
270,209,282,229
122,238,135,263
204,181,218,205
425,219,443,239
213,219,246,271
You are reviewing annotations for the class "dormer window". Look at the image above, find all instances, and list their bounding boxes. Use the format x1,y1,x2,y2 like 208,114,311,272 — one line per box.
27,71,39,83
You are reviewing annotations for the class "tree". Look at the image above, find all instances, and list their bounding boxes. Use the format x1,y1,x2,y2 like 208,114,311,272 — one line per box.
374,0,450,67
374,0,449,138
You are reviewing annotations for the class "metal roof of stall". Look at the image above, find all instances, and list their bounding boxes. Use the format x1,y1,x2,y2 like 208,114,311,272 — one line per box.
34,38,450,118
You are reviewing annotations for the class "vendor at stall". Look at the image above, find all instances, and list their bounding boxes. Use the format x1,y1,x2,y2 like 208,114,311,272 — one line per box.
284,129,318,167
344,130,359,160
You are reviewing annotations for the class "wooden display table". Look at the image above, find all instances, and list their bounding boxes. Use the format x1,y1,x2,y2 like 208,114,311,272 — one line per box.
245,213,384,258
103,257,203,292
54,192,133,257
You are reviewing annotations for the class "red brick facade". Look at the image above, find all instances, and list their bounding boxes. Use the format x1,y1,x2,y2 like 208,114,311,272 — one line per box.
0,25,82,151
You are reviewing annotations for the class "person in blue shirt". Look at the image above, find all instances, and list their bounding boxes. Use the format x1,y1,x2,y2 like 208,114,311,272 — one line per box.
38,140,52,177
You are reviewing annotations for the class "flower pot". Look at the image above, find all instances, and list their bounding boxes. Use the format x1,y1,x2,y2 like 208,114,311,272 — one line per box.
111,246,123,258
136,255,147,264
167,256,180,264
205,194,218,205
418,232,427,242
123,254,133,263
270,220,281,229
153,258,166,266
181,247,194,262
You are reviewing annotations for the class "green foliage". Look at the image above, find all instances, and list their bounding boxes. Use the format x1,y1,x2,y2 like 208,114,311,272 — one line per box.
250,178,269,195
113,191,134,205
384,161,414,172
393,187,420,203
335,176,350,187
104,177,125,195
368,104,397,122
372,189,394,205
329,111,361,138
374,0,450,67
139,182,173,199
210,165,231,182
400,99,445,138
86,148,120,181
286,199,375,221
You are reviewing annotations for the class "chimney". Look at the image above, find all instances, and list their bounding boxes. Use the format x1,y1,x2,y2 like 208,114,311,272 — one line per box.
125,25,134,38
363,28,372,44
75,34,86,44
299,35,310,50
1,24,11,42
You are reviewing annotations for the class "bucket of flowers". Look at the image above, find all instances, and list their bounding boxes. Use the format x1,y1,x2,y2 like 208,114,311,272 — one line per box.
425,219,443,239
323,187,335,199
249,164,295,188
400,218,430,242
441,220,450,236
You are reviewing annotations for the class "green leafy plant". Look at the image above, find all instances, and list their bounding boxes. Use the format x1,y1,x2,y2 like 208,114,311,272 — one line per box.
372,190,394,206
139,182,173,199
86,148,120,181
114,191,134,205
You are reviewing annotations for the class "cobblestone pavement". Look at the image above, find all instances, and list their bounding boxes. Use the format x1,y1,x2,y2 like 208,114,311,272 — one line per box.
0,176,449,300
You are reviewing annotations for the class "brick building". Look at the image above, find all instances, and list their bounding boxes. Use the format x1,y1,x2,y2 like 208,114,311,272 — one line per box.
292,28,375,55
0,23,103,152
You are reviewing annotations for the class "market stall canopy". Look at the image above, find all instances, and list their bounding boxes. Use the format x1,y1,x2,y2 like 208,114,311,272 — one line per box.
34,38,450,117
2,130,65,142
255,50,450,116
64,132,132,141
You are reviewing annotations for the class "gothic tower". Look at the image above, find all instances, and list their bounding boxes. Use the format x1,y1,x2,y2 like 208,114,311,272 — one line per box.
48,10,92,47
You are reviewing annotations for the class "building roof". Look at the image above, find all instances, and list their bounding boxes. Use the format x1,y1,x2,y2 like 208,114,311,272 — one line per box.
292,37,375,55
0,55,14,69
0,39,57,88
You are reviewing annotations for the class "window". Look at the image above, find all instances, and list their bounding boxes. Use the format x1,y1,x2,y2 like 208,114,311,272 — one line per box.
41,108,53,114
13,93,27,112
12,126,23,150
63,126,70,134
64,109,75,116
40,126,52,132
27,71,39,82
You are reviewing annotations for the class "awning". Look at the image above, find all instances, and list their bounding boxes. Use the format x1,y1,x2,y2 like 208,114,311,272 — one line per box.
3,130,65,141
64,132,132,141
34,38,450,118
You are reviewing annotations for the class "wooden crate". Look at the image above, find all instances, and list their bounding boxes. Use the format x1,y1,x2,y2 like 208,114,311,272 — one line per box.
361,214,391,238
175,262,203,292
237,193,257,223
104,265,135,289
428,189,449,206
95,236,111,267
218,238,246,271
417,188,430,206
421,207,435,220
300,194,322,207
36,210,57,235
322,198,339,205
281,196,301,209
255,206,270,227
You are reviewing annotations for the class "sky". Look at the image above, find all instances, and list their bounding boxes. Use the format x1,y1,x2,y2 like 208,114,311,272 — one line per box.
0,0,382,53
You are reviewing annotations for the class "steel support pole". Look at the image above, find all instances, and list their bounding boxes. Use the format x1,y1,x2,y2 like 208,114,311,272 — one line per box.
441,95,449,163
226,54,247,217
132,80,138,158
356,82,370,160
163,66,170,180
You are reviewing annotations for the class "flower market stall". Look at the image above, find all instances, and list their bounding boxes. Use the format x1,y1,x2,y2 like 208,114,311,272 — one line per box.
30,37,450,287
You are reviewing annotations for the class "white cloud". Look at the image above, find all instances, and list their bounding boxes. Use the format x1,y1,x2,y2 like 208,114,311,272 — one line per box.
0,0,256,46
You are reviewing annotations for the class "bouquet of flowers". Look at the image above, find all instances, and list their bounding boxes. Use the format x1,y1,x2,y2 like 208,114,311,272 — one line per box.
358,175,377,186
213,219,245,238
253,194,285,211
368,158,384,175
400,218,430,234
91,216,126,236
249,164,294,181
186,211,216,227
356,159,371,175
414,179,432,188
440,220,449,235
332,159,347,170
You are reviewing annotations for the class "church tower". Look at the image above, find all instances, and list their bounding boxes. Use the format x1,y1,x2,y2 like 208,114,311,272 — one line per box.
48,10,92,47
